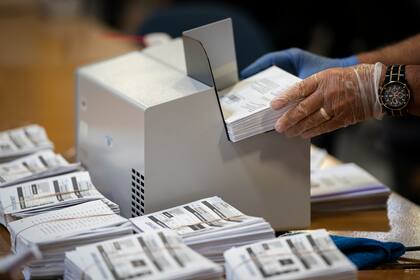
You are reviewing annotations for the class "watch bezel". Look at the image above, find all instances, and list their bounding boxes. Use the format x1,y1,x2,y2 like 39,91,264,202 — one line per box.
379,81,411,110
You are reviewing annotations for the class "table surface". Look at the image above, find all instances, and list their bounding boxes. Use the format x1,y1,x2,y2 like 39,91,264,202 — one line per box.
1,11,420,280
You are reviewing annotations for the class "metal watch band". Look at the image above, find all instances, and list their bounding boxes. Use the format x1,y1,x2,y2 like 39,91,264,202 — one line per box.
382,65,408,117
385,64,406,84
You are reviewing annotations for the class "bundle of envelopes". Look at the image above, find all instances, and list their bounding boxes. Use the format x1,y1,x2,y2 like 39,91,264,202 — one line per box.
64,230,223,280
311,163,390,212
224,229,357,280
0,171,119,226
0,245,42,276
130,196,275,263
0,150,80,187
219,66,301,142
8,200,133,279
0,125,54,162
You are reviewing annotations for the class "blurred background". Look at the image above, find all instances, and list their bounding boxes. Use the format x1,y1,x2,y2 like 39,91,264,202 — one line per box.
0,0,419,204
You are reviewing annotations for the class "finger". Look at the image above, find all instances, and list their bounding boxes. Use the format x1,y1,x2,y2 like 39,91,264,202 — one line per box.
283,108,330,137
240,52,292,79
271,73,319,110
301,119,342,139
274,89,323,132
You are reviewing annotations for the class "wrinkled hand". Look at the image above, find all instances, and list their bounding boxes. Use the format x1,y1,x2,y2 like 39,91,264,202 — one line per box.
272,63,384,138
241,48,358,79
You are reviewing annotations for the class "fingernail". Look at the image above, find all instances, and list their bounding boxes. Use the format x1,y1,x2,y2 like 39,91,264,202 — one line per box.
270,100,277,109
275,123,283,133
271,98,285,109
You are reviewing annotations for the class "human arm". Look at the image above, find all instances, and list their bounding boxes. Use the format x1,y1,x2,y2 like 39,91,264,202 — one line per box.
241,34,420,80
358,34,420,116
358,34,420,65
241,34,420,138
399,65,420,116
273,64,420,138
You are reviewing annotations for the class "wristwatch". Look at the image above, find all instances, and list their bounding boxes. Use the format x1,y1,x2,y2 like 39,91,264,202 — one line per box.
378,64,411,116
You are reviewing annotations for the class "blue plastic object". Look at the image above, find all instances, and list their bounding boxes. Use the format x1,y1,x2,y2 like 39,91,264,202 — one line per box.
331,235,406,269
241,48,358,79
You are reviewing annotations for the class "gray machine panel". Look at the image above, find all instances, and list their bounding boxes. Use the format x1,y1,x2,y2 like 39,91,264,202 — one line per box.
76,18,310,230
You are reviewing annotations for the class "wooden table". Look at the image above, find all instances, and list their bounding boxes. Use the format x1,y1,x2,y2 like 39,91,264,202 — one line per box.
1,10,420,280
310,155,420,279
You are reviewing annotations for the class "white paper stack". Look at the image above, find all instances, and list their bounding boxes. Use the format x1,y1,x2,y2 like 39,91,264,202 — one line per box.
130,196,275,263
311,163,390,213
64,230,223,280
8,200,133,279
0,150,80,188
219,66,301,142
0,125,53,162
0,245,42,277
0,171,119,226
224,229,357,280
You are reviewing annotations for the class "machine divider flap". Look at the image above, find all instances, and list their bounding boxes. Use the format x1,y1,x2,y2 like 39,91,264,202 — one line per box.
182,18,239,142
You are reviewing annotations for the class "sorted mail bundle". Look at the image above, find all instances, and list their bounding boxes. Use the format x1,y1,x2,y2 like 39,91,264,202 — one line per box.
8,200,133,279
0,150,80,188
0,125,53,162
0,245,42,277
219,66,301,142
130,196,275,263
64,230,223,280
224,229,357,280
0,171,119,226
311,163,390,212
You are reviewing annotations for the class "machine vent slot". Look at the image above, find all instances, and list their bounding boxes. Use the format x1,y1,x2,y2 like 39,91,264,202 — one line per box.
131,168,145,218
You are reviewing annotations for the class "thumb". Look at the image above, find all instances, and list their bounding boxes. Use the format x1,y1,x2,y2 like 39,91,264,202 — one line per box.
240,51,292,79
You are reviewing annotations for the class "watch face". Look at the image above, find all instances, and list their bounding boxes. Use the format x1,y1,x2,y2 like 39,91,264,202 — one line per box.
381,82,410,109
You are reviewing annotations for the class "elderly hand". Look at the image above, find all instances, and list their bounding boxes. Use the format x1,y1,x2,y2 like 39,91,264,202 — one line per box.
272,63,384,138
241,48,358,79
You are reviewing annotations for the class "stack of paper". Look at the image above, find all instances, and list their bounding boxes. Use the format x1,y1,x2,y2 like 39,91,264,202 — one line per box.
224,229,357,280
311,163,390,212
219,66,301,142
8,200,133,279
0,171,119,226
64,230,223,280
0,150,80,187
130,196,275,263
0,125,53,162
0,245,41,277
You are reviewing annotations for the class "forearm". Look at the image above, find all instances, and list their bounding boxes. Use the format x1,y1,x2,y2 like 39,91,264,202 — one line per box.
358,34,420,64
406,65,420,116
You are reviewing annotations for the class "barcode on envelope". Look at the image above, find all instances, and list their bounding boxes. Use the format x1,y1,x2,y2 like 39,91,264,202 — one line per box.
228,94,240,102
0,144,13,152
